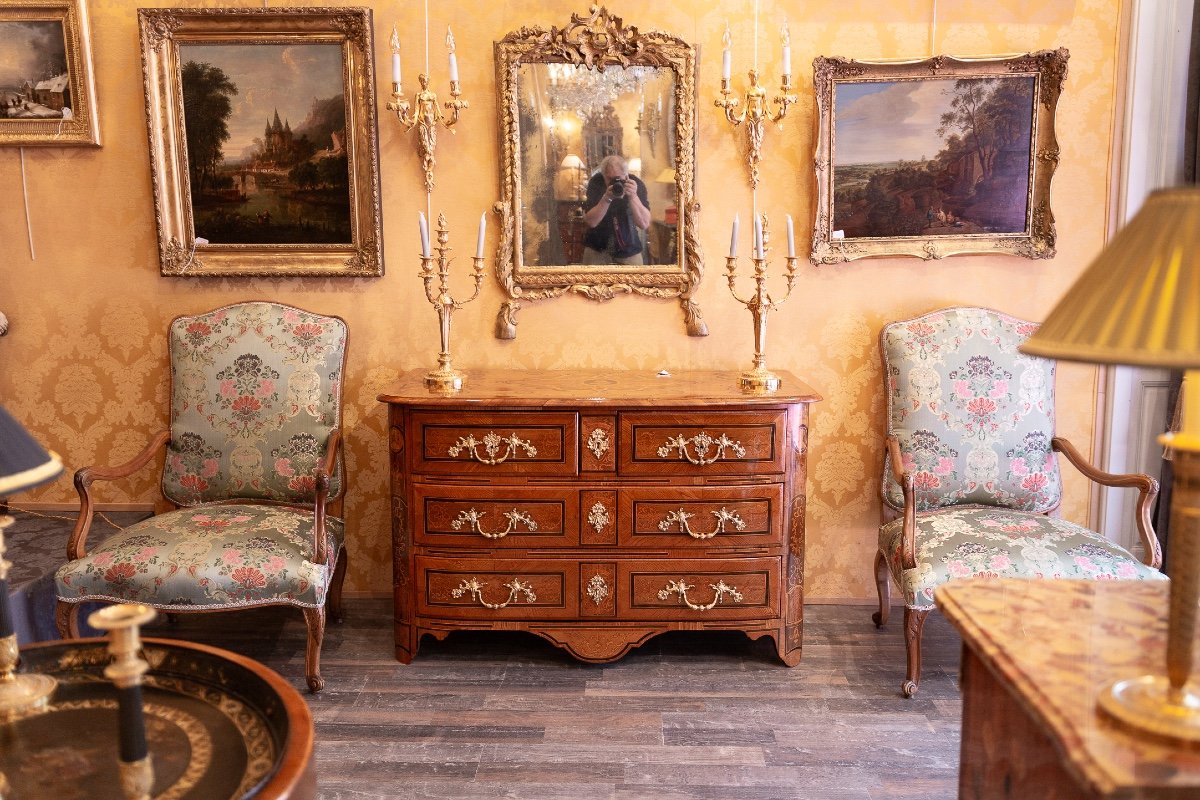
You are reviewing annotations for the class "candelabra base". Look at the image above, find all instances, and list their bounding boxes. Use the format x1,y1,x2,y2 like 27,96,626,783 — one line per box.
739,370,781,393
425,369,465,392
0,671,57,722
1099,675,1200,742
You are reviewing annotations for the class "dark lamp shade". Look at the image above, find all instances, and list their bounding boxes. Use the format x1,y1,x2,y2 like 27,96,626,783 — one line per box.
0,404,63,496
1020,187,1200,368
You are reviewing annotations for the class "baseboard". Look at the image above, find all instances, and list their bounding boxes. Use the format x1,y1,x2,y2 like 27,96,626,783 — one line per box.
12,502,154,512
805,596,901,607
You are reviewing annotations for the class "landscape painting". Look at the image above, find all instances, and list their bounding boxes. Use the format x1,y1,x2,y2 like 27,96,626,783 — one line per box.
180,42,351,245
0,0,100,146
811,51,1068,263
140,7,383,276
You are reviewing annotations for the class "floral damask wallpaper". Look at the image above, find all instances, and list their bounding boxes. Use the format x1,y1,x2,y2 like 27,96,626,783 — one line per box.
1,0,1117,600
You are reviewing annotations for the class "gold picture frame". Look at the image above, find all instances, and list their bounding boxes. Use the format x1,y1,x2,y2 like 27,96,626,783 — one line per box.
810,50,1068,264
0,0,100,147
493,5,706,339
139,7,383,277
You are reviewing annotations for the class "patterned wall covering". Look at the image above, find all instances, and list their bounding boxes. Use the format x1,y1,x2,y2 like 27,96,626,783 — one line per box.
0,0,1118,600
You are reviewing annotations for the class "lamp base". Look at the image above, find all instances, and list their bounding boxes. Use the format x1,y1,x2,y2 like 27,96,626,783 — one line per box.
424,369,464,392
1098,675,1200,742
0,672,57,722
739,370,781,393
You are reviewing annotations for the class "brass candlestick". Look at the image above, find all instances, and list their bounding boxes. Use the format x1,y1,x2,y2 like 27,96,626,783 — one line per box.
0,515,57,722
726,214,798,392
387,27,469,194
715,24,797,189
89,603,157,800
421,213,486,392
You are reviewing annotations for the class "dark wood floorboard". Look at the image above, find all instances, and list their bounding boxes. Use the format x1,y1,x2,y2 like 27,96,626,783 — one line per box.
8,512,963,799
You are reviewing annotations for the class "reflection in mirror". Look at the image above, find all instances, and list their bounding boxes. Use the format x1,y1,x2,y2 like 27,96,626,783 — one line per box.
493,5,705,339
516,63,678,267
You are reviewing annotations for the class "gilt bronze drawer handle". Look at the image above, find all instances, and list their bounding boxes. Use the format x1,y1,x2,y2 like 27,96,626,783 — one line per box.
450,577,537,609
657,507,747,539
586,574,610,606
657,579,744,611
450,508,538,539
447,431,538,465
656,432,746,465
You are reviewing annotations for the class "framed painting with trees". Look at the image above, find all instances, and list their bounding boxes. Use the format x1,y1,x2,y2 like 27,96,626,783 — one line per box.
139,7,383,276
810,50,1067,264
0,0,100,146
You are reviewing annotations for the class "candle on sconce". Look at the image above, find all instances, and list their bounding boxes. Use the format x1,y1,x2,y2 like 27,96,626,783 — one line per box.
390,26,402,86
781,21,791,78
729,213,739,258
721,23,732,81
418,212,431,257
753,215,763,259
446,26,459,84
475,212,486,259
786,214,795,258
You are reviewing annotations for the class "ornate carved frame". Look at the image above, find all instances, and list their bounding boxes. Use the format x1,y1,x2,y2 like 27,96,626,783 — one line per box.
0,0,100,147
139,7,383,277
493,5,706,338
810,50,1068,264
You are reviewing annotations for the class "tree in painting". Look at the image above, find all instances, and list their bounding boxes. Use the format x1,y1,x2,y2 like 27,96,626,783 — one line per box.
182,61,237,196
833,76,1035,239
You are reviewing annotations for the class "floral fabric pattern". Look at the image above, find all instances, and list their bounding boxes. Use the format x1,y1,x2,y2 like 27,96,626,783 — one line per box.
161,302,346,505
879,507,1164,611
881,307,1062,513
55,504,343,609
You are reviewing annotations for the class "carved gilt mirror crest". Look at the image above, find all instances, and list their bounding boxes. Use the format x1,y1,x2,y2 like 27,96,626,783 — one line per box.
493,5,706,338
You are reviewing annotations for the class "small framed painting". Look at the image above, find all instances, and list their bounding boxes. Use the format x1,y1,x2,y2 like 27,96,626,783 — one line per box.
810,50,1068,264
139,7,383,277
0,0,100,146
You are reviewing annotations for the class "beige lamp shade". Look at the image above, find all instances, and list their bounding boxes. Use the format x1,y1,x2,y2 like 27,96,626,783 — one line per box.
559,154,585,170
1020,187,1200,369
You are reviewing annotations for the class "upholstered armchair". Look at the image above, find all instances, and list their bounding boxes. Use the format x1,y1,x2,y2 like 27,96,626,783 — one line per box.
874,307,1165,697
55,301,349,692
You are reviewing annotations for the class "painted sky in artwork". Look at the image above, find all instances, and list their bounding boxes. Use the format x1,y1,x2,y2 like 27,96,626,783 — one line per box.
833,79,956,165
179,42,343,160
0,21,67,88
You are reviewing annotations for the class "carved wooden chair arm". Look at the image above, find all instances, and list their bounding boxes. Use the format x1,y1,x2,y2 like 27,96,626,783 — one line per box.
1051,436,1162,569
311,429,342,566
886,436,920,571
68,430,170,560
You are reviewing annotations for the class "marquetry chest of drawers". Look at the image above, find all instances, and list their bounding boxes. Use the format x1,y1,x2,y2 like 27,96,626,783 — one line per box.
378,369,820,665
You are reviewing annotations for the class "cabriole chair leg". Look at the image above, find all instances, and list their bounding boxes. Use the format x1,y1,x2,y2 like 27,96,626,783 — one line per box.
872,549,891,628
902,606,929,698
302,605,326,693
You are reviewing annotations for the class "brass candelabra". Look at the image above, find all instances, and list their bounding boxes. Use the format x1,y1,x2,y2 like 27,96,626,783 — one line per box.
421,212,486,392
726,214,798,392
386,26,468,194
715,22,797,189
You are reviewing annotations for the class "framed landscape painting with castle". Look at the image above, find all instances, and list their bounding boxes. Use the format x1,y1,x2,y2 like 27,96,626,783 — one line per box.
139,7,383,277
810,51,1068,264
0,0,99,146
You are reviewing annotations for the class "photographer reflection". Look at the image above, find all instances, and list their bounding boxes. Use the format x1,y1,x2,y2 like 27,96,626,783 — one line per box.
580,155,650,264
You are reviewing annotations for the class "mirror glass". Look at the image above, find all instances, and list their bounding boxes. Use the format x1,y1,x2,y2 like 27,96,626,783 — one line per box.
515,63,677,267
493,6,705,339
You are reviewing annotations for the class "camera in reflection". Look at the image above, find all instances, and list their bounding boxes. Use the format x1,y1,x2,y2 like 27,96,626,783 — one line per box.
609,177,627,198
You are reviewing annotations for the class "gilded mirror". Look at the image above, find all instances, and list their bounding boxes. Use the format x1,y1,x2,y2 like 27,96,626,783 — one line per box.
494,6,706,338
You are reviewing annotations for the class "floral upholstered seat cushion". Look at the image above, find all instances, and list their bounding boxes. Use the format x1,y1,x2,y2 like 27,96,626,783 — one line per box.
55,504,343,609
881,307,1062,514
879,507,1165,611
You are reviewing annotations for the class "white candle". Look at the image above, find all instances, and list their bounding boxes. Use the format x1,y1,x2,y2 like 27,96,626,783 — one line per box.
781,21,791,78
446,26,459,83
729,213,739,258
475,212,486,259
722,24,732,81
753,215,763,259
786,214,795,258
390,26,401,85
419,212,430,257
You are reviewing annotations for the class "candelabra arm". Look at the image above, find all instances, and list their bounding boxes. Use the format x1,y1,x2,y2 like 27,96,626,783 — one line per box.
770,75,799,123
715,78,746,126
725,257,756,305
442,80,470,130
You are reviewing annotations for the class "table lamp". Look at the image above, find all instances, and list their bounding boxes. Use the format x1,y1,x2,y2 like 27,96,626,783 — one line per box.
1020,187,1200,741
0,403,64,720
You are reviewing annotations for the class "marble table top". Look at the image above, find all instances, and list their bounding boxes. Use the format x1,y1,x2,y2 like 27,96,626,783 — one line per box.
937,578,1200,798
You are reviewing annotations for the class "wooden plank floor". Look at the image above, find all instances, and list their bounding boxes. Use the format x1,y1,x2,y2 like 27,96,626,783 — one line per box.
137,599,963,799
8,513,963,798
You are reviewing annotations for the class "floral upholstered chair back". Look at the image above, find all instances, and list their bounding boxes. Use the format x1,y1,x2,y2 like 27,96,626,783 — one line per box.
881,307,1061,514
162,302,346,506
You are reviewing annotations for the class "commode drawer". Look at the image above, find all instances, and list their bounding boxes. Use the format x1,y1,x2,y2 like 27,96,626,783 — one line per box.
417,556,577,619
414,484,579,548
618,410,787,477
411,411,578,477
618,557,780,620
619,484,783,548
